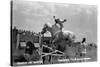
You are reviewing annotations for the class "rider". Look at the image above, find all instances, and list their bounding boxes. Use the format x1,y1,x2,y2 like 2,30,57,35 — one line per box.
52,16,67,44
53,16,67,31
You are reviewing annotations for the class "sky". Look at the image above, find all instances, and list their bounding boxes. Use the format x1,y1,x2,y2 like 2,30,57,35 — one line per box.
12,0,97,43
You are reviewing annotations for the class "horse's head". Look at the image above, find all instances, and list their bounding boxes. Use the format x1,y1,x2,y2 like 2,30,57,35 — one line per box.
41,23,51,34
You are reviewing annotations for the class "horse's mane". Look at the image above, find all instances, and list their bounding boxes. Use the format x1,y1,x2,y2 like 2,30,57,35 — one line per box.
44,22,52,28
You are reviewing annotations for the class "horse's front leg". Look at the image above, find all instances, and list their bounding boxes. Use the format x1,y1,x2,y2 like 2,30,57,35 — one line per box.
51,38,58,50
52,33,61,44
52,38,58,44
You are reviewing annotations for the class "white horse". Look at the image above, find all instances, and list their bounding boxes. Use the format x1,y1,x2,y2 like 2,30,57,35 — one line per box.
41,22,76,44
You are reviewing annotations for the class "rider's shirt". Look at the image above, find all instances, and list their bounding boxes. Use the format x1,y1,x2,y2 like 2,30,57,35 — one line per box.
54,18,64,30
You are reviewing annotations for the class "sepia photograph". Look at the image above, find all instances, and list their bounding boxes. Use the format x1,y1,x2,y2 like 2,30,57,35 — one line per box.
11,0,97,66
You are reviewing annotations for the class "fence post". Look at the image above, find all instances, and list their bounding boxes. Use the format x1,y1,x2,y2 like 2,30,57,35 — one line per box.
16,33,20,49
39,32,43,64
